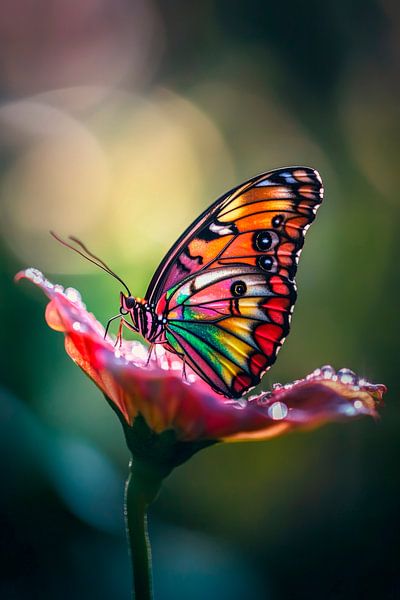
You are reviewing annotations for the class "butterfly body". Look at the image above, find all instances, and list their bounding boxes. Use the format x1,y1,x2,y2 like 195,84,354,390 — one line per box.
120,167,323,398
120,293,166,343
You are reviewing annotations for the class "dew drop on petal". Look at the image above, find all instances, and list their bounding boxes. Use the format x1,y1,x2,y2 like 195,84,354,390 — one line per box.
339,404,358,417
26,268,44,284
72,321,82,331
320,365,335,379
235,398,248,408
64,287,82,303
268,401,288,420
129,342,149,363
224,398,245,408
54,284,64,293
354,399,364,411
272,383,283,390
256,391,272,406
337,368,357,385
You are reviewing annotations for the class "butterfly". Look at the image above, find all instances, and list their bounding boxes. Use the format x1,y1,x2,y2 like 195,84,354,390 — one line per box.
55,166,323,398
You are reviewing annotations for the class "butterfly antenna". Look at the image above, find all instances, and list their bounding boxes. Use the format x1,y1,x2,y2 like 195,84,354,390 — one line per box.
68,236,129,284
50,231,132,296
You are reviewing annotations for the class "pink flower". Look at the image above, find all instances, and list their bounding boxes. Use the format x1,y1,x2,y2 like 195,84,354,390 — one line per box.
16,268,386,447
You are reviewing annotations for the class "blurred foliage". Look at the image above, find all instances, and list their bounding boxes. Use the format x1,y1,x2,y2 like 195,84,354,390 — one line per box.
0,0,399,598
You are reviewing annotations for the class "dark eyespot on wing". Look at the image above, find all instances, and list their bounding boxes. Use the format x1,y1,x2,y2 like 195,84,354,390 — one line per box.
272,215,284,228
231,280,247,297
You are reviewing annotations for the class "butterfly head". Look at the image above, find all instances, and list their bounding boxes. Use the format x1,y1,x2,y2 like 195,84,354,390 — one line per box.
119,291,142,334
119,291,138,315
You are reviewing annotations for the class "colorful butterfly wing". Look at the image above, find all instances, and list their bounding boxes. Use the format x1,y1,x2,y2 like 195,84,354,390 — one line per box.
162,266,295,396
146,167,323,397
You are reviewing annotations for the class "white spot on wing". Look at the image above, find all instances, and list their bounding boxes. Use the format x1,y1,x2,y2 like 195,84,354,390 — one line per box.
255,179,275,187
209,222,235,236
280,171,297,183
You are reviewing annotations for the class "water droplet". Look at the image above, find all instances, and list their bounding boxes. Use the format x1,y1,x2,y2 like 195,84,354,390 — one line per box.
129,341,146,357
272,383,283,390
72,321,82,331
256,392,271,405
54,284,64,293
337,368,357,385
320,365,335,379
339,404,357,417
235,398,248,408
268,401,288,420
114,349,122,359
188,374,196,383
26,268,44,284
308,368,321,379
64,287,82,303
353,399,364,412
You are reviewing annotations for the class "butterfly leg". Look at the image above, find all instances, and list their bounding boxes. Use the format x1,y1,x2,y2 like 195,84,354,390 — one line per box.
117,317,139,347
114,319,124,348
105,316,134,347
121,317,138,332
104,314,121,339
182,356,188,383
146,344,155,366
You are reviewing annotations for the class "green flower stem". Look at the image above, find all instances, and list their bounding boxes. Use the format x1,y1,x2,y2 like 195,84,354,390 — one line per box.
125,460,163,600
118,413,217,599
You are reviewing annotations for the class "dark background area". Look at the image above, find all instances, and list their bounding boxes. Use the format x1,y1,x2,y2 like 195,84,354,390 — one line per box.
0,1,399,598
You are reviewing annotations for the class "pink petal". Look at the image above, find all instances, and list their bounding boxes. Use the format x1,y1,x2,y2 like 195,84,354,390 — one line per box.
17,269,386,442
100,350,386,441
16,268,144,424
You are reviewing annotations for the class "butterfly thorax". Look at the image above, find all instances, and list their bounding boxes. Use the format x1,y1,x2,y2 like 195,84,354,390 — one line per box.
120,292,165,343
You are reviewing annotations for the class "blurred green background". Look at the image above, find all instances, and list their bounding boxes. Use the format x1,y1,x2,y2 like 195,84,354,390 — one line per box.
0,1,398,598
